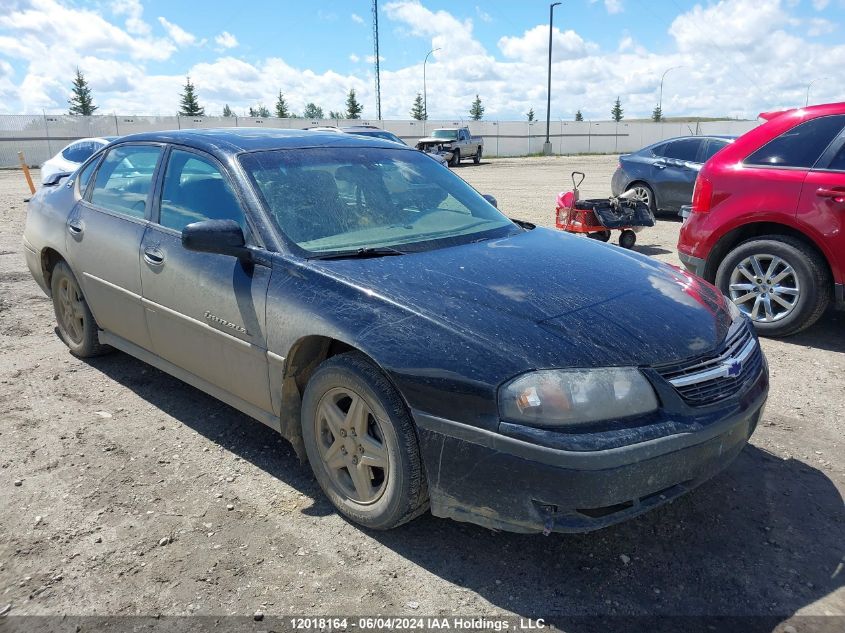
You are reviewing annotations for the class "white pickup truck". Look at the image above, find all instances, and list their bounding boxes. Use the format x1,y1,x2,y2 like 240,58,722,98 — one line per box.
415,127,483,167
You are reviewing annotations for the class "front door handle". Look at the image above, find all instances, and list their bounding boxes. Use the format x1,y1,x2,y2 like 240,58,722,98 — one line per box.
143,247,165,266
816,187,845,203
67,219,83,236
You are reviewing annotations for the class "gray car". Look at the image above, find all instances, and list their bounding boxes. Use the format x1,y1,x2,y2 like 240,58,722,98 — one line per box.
611,135,735,214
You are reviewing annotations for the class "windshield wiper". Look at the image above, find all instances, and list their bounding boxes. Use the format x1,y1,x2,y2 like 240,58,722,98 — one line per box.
309,246,407,260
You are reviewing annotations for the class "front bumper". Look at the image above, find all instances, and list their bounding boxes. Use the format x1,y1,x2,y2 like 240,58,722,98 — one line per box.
413,369,767,533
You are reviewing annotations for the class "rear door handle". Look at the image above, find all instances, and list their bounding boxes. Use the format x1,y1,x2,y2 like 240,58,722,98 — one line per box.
67,219,83,235
816,187,845,203
143,247,165,266
654,161,666,169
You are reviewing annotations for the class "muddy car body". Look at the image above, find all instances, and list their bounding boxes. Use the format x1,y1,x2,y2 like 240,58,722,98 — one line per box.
23,128,767,533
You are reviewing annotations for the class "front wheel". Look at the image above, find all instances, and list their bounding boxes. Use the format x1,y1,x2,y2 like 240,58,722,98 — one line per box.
715,236,830,337
449,149,461,167
301,352,429,530
50,261,110,357
473,148,482,164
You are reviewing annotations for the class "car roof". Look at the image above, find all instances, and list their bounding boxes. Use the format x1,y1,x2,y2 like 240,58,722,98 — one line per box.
111,127,410,155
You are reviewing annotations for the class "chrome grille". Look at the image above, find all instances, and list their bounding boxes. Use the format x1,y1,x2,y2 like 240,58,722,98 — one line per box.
655,321,763,405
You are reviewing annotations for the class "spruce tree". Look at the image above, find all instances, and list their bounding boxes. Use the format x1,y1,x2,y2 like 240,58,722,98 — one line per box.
178,77,205,116
575,110,584,121
526,108,535,122
345,89,363,119
275,92,290,118
469,94,484,120
611,97,624,122
328,111,343,119
410,93,425,120
651,104,663,122
302,103,324,119
68,68,97,116
222,104,233,117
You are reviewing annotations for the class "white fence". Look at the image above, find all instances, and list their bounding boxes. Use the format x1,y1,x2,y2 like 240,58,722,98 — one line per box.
0,114,759,167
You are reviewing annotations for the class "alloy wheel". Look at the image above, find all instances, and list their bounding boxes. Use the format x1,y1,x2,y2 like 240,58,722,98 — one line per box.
728,254,800,323
57,276,85,344
629,186,652,207
314,387,389,504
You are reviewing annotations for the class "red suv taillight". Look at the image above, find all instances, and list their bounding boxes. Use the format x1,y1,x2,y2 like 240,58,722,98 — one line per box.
691,173,714,213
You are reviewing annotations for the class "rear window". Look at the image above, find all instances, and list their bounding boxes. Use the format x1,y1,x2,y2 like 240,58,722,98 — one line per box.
701,139,731,162
745,115,845,168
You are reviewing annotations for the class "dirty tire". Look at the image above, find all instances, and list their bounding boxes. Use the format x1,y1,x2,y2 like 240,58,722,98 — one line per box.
473,148,482,164
449,149,461,168
301,352,429,530
715,235,830,337
50,260,111,357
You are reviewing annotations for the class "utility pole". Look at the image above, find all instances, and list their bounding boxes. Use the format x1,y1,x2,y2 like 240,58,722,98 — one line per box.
372,0,381,120
544,2,562,156
423,48,440,121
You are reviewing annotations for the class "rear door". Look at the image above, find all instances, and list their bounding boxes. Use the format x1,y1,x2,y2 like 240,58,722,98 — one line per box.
64,143,163,350
655,138,704,210
140,146,272,411
796,124,845,287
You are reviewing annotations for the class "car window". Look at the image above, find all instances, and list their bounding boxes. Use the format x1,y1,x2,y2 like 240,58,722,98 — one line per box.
746,115,845,168
827,143,845,171
89,145,162,219
62,141,100,163
76,156,100,195
701,139,730,162
663,139,702,162
159,149,247,233
649,143,667,157
240,147,518,254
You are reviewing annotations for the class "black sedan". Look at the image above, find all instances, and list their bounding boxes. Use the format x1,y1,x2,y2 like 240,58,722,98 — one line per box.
23,129,767,533
611,135,735,214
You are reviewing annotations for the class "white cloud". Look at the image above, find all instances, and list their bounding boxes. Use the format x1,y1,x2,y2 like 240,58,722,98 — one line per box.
384,0,486,57
111,0,149,35
214,31,238,49
591,0,624,14
476,6,492,23
351,13,365,24
349,53,360,63
157,16,196,47
812,0,830,9
498,25,596,62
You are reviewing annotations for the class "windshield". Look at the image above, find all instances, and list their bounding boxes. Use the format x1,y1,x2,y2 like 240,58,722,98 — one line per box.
431,129,458,140
240,147,518,254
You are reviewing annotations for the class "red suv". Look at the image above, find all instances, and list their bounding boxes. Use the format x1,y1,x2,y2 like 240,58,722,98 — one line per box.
678,102,845,337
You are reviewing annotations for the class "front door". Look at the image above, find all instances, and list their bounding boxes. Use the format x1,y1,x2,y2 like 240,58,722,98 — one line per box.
139,147,272,411
64,143,163,350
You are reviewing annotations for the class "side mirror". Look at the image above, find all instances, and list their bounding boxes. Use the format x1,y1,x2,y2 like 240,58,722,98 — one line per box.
482,193,498,208
182,219,251,260
44,171,72,186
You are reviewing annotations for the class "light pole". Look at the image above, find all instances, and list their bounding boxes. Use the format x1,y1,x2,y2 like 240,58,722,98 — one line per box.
423,47,440,121
805,77,829,107
543,2,562,156
658,65,684,120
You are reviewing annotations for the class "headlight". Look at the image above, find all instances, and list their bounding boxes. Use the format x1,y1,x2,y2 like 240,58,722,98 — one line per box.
499,368,658,427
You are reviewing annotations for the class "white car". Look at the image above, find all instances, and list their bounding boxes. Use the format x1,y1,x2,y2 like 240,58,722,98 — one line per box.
40,137,116,184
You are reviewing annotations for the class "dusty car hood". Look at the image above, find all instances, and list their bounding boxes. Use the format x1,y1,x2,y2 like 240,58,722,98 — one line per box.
416,137,454,145
314,227,733,368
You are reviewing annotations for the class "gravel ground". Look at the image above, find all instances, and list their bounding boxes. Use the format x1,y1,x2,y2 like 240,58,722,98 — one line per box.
0,160,842,628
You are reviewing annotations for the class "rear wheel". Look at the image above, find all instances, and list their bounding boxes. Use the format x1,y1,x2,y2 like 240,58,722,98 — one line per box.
588,230,611,242
449,149,461,167
473,148,482,164
50,261,110,357
715,236,830,337
625,183,655,213
301,352,429,530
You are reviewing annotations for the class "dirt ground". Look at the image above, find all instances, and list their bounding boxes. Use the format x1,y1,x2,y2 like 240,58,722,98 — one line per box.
0,159,842,628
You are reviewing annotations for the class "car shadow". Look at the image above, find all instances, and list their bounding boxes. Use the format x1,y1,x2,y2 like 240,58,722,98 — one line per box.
780,308,845,354
82,351,844,629
633,244,672,256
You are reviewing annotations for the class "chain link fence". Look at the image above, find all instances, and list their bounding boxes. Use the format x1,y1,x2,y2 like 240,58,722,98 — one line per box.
0,114,759,167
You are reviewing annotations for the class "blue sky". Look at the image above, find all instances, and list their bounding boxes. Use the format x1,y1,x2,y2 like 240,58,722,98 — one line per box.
1,0,844,119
